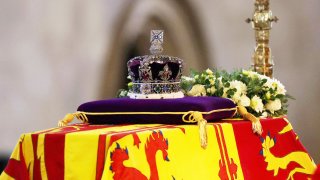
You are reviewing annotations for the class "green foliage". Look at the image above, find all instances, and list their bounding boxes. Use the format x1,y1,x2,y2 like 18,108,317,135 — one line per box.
182,69,293,117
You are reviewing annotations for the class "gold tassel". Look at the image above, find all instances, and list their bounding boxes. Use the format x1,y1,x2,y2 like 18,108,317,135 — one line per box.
58,113,75,127
57,112,89,127
191,111,208,149
237,106,262,135
198,118,208,149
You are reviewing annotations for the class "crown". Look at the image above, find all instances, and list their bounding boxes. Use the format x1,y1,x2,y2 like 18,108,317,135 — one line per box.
127,30,184,99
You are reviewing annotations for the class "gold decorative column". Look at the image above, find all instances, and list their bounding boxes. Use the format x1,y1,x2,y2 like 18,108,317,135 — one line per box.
246,0,278,78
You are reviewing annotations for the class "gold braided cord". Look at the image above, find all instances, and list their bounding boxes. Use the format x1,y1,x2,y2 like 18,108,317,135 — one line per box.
72,107,237,124
57,106,265,149
73,112,89,123
64,108,238,149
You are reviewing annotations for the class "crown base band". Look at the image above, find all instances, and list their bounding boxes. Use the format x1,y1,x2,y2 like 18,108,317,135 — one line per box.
131,82,181,95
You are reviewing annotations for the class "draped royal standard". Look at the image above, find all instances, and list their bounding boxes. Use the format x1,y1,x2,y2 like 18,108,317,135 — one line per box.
1,118,316,180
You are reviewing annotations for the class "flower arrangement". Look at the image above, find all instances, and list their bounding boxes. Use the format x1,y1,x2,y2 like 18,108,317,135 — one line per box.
181,69,293,117
118,69,293,118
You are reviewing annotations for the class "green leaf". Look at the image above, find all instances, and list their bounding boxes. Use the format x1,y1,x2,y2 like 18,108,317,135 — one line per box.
261,78,267,84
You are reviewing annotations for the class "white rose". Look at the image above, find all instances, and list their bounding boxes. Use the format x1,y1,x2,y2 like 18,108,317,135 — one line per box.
187,84,206,96
250,95,264,113
238,95,250,107
265,99,282,114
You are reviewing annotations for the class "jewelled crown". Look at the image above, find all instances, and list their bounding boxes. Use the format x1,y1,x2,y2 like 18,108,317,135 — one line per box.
127,30,184,99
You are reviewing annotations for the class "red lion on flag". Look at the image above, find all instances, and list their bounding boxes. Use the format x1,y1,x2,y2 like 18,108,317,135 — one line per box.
110,131,169,180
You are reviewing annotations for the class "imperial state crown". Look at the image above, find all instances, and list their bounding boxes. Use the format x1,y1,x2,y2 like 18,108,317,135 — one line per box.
127,30,184,99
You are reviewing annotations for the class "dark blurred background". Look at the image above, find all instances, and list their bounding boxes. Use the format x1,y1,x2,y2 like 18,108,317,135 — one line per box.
1,0,319,173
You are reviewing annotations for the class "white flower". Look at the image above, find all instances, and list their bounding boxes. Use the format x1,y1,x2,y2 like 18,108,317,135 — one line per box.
265,91,271,100
182,76,194,81
187,84,206,96
231,92,241,103
250,95,264,113
208,74,215,79
263,76,274,89
273,79,286,95
206,68,213,75
265,99,282,114
222,87,229,98
257,73,268,80
228,80,247,102
261,111,268,118
181,76,195,83
263,77,286,95
207,86,216,94
209,79,215,85
205,71,215,81
230,80,247,95
217,77,223,87
238,95,250,107
119,90,128,97
242,70,259,78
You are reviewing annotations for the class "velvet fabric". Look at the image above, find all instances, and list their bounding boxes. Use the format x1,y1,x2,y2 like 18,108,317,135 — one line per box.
77,96,236,124
127,57,142,81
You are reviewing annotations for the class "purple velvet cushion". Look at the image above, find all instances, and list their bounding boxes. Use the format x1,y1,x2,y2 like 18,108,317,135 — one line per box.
77,96,236,124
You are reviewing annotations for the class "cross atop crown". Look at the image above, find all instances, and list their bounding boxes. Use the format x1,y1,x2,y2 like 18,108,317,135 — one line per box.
149,30,164,55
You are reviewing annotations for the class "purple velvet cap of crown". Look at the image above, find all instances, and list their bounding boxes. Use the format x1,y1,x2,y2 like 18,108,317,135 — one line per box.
127,56,143,82
127,55,183,83
77,96,236,124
